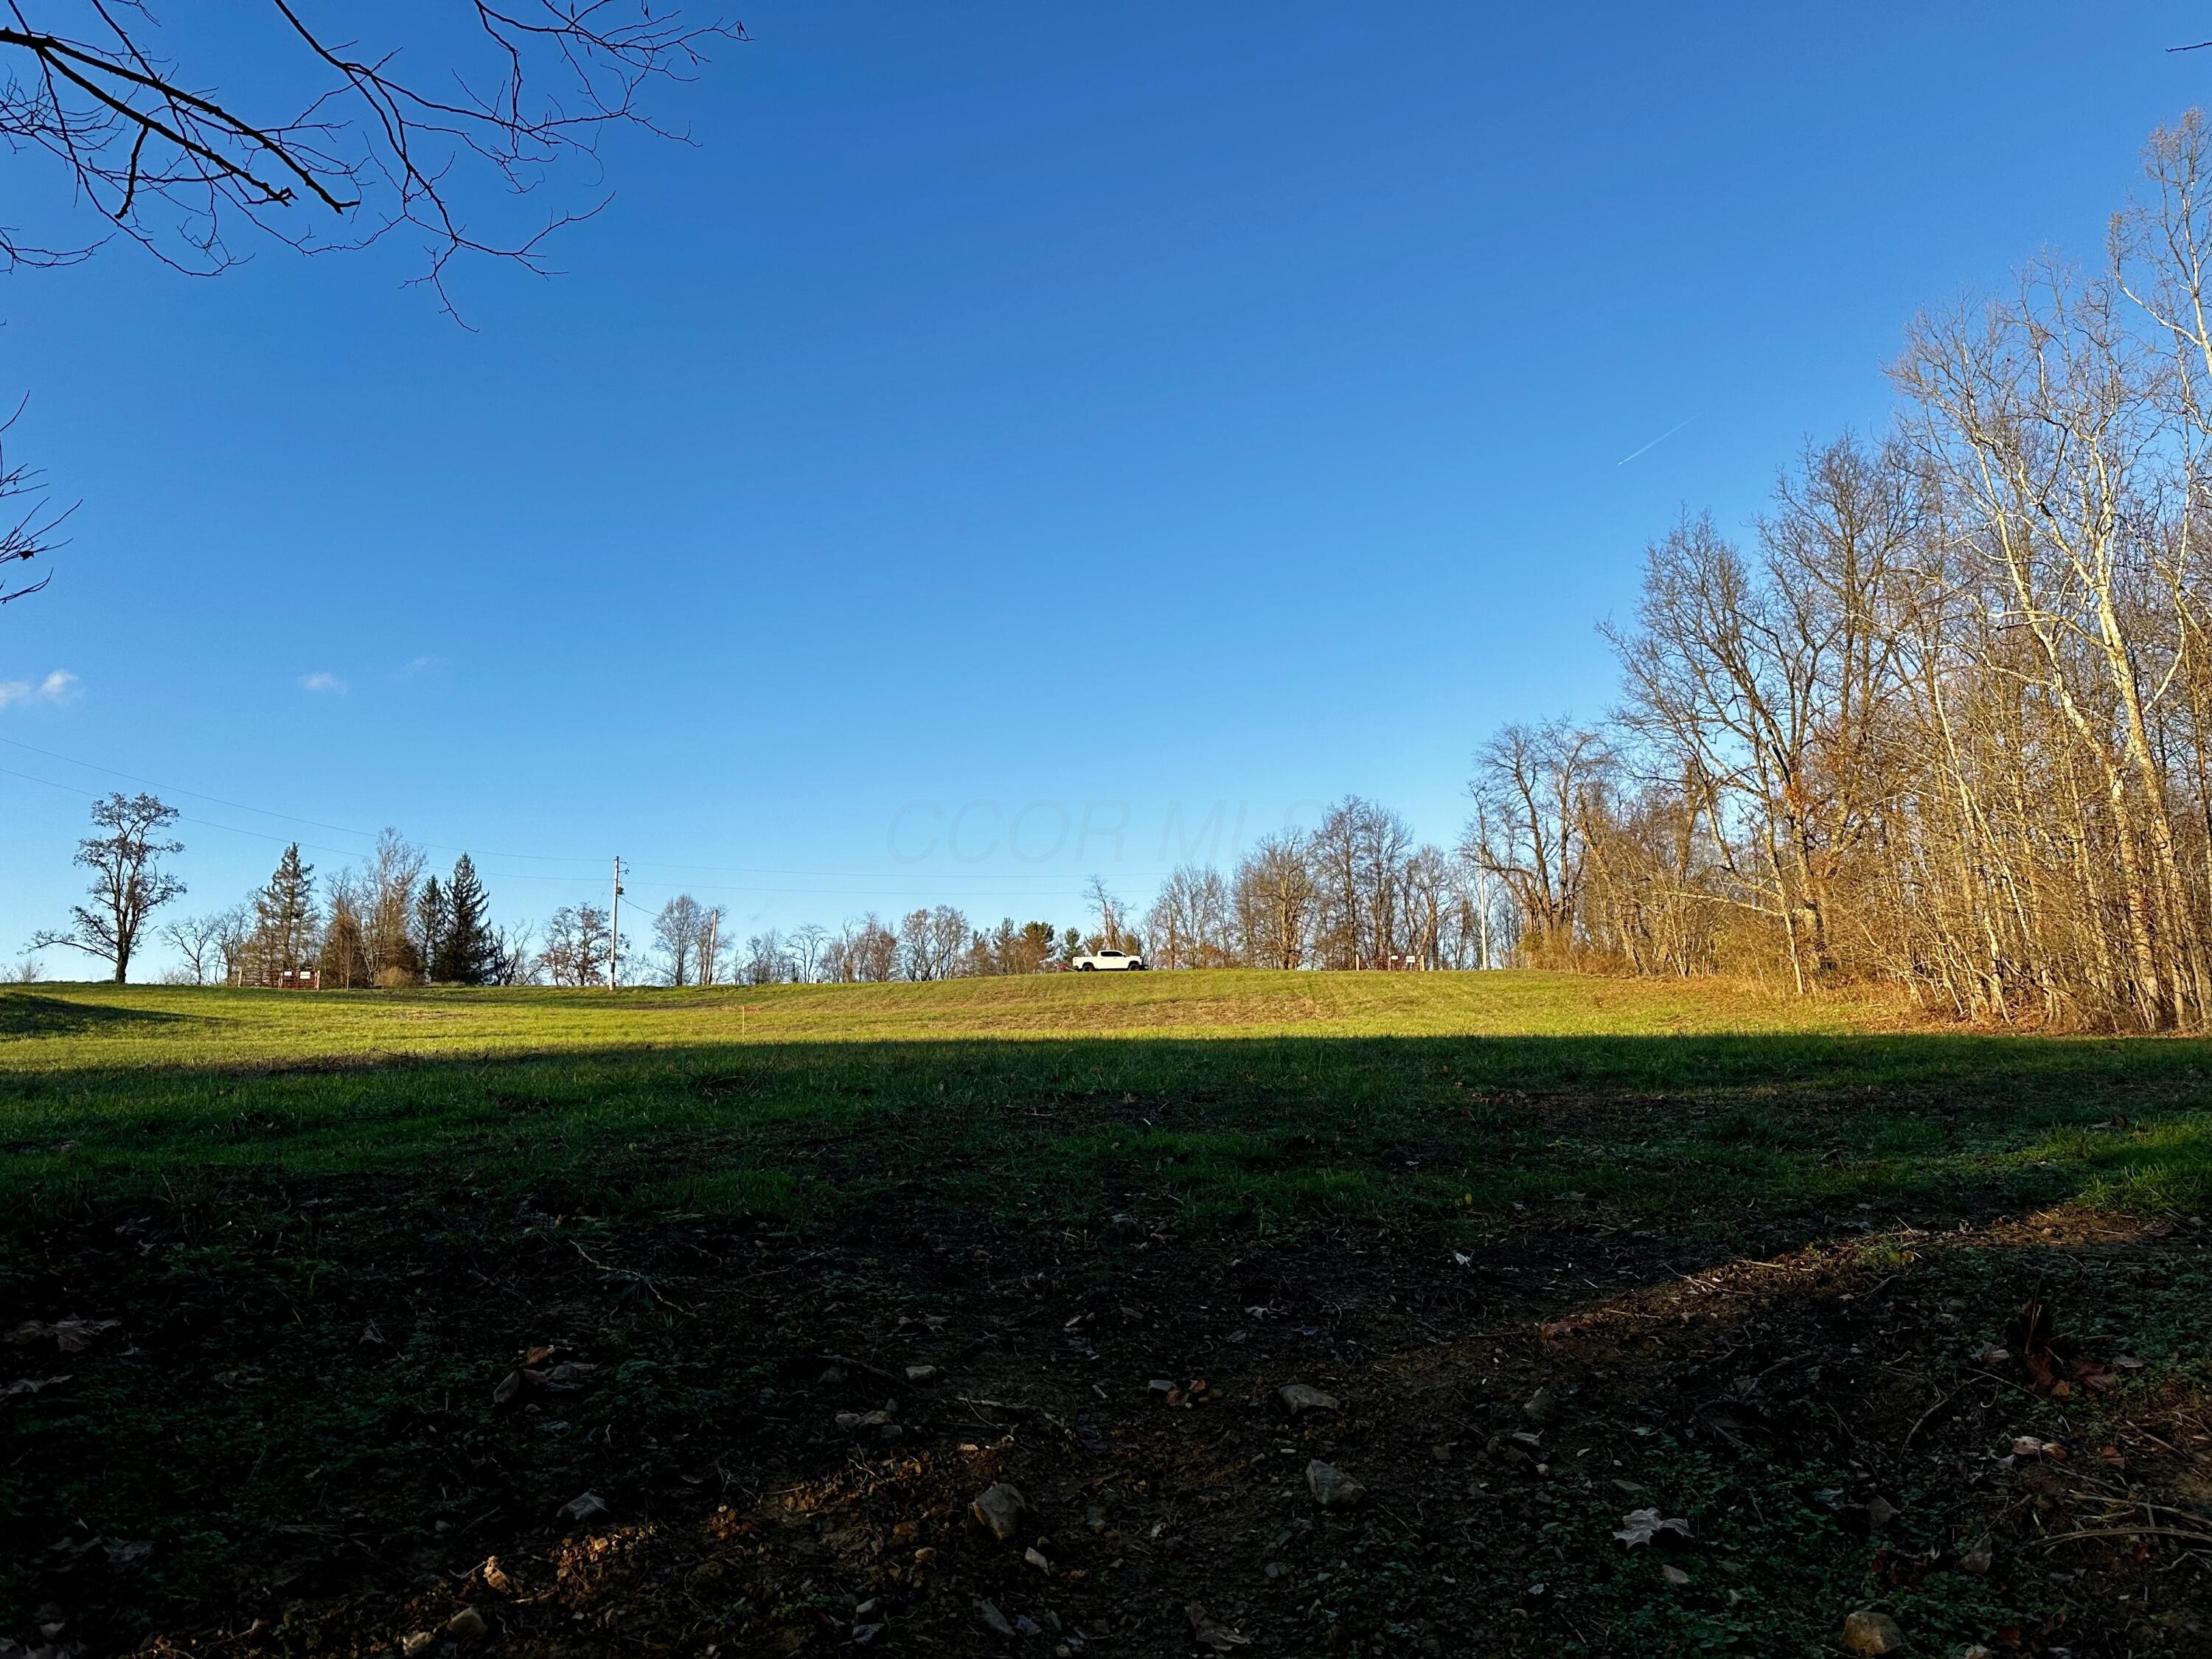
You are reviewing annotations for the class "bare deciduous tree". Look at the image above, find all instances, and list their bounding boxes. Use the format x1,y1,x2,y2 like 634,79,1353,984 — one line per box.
538,902,611,987
0,5,745,297
653,894,706,986
30,791,184,981
159,907,231,985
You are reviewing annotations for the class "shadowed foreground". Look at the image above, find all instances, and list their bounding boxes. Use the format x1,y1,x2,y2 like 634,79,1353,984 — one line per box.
3,973,2210,1655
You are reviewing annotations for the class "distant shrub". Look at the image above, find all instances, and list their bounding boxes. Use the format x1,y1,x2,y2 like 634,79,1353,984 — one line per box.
374,965,417,990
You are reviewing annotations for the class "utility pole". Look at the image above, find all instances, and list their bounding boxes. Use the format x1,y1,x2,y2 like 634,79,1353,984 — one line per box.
610,855,623,990
703,907,718,988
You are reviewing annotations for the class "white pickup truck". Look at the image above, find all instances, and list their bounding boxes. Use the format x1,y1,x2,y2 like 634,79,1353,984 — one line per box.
1073,947,1146,972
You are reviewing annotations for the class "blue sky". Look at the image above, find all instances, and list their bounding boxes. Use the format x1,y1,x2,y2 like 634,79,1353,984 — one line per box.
2,3,2206,971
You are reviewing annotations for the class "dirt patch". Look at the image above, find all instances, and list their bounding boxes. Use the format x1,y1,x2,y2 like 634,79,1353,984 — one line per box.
5,1192,2211,1656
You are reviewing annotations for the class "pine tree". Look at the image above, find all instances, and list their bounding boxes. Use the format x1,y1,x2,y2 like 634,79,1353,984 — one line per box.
414,875,448,980
253,843,319,981
434,854,498,985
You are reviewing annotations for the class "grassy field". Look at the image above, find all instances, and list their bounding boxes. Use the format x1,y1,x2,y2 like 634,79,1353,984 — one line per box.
5,972,2212,1655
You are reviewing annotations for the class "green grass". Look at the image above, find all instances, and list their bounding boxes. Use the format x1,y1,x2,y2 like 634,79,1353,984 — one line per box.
10,971,2212,1655
5,970,2211,1234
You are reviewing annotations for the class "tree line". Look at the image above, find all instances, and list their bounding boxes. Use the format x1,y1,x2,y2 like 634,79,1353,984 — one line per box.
1460,114,2212,1030
20,793,1514,987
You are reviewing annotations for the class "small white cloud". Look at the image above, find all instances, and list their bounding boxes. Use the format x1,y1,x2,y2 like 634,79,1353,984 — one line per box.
300,671,348,694
394,654,446,681
0,669,80,709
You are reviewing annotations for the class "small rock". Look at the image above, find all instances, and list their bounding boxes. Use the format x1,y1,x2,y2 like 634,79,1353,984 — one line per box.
976,1599,1016,1637
401,1635,434,1658
1960,1541,1993,1574
836,1408,893,1431
905,1364,939,1382
1025,1545,1054,1573
971,1482,1031,1542
1015,1615,1044,1637
1306,1459,1366,1507
1842,1609,1905,1655
445,1606,489,1641
1279,1383,1340,1416
1660,1563,1689,1585
854,1599,879,1618
1523,1387,1558,1424
853,1625,883,1645
1148,1377,1178,1395
1265,1560,1292,1578
560,1489,608,1524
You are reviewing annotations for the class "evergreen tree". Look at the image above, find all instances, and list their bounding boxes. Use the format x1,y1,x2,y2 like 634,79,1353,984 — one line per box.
433,854,498,985
253,843,319,979
414,875,448,980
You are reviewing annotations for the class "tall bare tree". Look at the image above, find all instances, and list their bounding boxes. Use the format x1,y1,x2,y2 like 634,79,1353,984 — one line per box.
30,791,184,981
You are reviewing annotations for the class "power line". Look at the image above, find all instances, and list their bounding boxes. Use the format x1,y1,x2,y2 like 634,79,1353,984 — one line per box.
0,734,1182,883
0,735,598,862
0,763,1127,903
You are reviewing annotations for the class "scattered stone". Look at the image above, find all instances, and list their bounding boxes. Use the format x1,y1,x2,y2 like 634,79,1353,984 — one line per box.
560,1489,608,1524
1842,1609,1905,1655
855,1599,879,1618
445,1606,489,1641
1148,1377,1178,1395
906,1364,939,1382
1660,1563,1690,1585
1025,1545,1054,1573
1523,1387,1558,1424
1278,1383,1340,1416
401,1634,434,1658
1015,1614,1044,1637
1306,1459,1366,1507
971,1482,1031,1542
836,1408,894,1431
976,1599,1016,1638
1265,1560,1292,1579
1960,1541,1993,1575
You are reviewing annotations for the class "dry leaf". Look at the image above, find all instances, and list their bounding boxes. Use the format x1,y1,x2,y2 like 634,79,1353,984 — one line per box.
1614,1507,1691,1547
1186,1604,1253,1650
6,1318,118,1352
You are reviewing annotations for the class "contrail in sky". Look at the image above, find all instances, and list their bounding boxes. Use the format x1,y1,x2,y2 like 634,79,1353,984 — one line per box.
1616,413,1700,467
